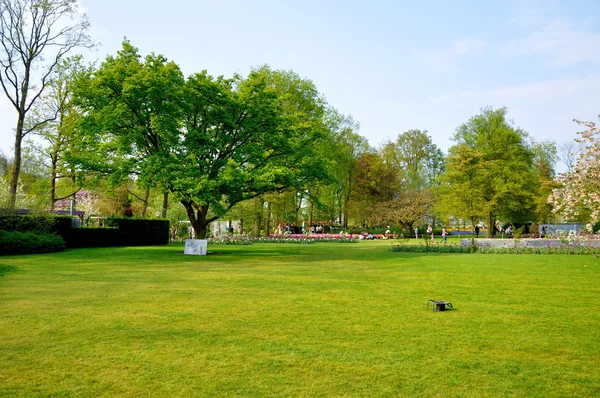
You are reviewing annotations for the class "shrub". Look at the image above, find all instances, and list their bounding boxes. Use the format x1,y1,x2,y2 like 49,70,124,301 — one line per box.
64,227,122,248
0,213,56,234
0,230,65,256
0,213,72,236
390,242,470,253
106,218,169,246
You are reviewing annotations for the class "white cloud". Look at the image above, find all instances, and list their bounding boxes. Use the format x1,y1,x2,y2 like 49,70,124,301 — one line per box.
501,17,600,68
428,74,600,104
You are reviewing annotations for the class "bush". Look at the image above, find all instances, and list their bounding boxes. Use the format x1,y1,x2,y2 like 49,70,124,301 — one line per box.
106,218,169,246
0,213,57,234
64,227,122,248
390,242,470,253
0,213,72,236
0,230,65,256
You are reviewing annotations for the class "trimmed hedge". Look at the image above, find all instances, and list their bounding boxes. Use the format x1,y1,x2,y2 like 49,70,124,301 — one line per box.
107,218,170,246
64,228,122,248
0,213,169,249
0,230,66,256
64,218,169,248
0,213,72,235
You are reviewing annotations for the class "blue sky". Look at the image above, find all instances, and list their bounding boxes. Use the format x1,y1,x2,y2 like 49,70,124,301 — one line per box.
1,0,599,167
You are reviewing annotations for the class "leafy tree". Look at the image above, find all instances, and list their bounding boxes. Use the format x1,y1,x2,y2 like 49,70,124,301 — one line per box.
435,145,489,245
321,108,365,228
29,56,88,209
371,190,432,232
386,129,443,190
369,130,444,229
0,0,92,208
550,119,600,229
529,139,559,226
451,107,536,236
75,43,330,238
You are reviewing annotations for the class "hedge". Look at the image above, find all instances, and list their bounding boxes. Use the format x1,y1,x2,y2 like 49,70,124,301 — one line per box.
63,227,122,248
106,218,170,246
0,230,66,256
63,219,169,248
0,213,169,249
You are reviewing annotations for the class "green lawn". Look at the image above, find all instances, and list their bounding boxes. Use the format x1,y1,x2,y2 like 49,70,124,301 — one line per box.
1,241,599,397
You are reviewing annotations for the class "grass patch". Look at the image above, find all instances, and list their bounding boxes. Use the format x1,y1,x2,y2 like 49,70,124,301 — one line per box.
1,241,599,396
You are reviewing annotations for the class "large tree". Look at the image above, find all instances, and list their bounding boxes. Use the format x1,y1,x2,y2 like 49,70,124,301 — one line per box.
0,0,92,208
435,145,489,245
451,107,537,236
75,43,329,238
29,56,88,210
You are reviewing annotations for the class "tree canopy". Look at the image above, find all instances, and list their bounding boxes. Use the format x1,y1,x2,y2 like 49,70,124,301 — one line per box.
73,41,330,237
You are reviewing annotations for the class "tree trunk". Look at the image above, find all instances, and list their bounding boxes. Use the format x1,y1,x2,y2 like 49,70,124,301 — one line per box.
294,191,302,227
161,192,169,218
265,202,272,237
471,216,476,248
252,197,264,237
49,155,58,211
8,115,24,208
343,194,350,229
182,201,213,239
487,212,494,238
141,188,150,217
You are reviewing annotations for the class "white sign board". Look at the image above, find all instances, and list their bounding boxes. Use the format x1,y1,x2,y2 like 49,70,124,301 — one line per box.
184,239,208,256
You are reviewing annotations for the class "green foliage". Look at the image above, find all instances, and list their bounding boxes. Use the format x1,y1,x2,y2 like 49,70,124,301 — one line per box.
0,213,59,234
73,42,331,238
441,107,538,235
0,230,65,255
390,242,471,253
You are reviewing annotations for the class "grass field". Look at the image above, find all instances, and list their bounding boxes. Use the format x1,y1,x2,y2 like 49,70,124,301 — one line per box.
1,241,599,397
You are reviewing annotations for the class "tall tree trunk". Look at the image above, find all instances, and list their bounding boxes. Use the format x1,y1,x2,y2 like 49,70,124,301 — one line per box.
265,202,272,237
49,154,58,211
161,192,169,218
8,116,24,208
294,191,302,227
343,193,350,230
487,212,494,238
252,197,264,237
141,188,150,217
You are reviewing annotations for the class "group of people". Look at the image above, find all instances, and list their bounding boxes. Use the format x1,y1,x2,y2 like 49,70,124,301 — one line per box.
415,224,448,242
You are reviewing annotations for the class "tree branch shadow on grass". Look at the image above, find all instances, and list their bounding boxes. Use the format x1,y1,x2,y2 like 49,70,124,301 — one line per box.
0,265,19,276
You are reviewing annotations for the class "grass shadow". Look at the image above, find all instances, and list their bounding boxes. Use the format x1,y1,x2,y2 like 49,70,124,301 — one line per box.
0,265,19,275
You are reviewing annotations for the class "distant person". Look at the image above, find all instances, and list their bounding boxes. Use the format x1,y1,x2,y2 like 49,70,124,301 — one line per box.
427,224,433,241
475,225,480,238
415,226,419,239
385,226,391,239
441,226,448,243
541,226,547,238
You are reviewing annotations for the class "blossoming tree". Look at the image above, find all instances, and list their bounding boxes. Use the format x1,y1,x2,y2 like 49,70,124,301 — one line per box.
549,119,600,231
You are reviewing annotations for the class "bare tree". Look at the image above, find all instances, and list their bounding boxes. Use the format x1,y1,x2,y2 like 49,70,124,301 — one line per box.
0,0,92,208
558,141,577,174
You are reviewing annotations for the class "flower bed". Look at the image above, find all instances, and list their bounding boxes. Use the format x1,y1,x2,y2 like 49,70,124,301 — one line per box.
391,239,600,255
208,233,359,245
